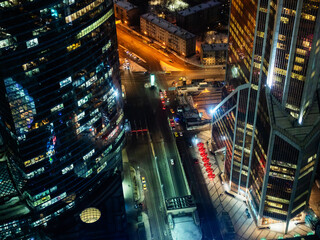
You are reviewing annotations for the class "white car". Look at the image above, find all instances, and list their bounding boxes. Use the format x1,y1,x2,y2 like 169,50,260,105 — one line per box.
170,159,174,165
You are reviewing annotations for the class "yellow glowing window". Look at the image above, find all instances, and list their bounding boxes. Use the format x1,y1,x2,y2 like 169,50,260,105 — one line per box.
278,34,286,41
274,76,282,82
76,9,113,39
293,65,303,72
257,31,264,38
277,42,286,50
302,40,311,48
266,201,283,209
265,207,287,215
280,16,289,24
65,0,104,23
260,7,268,13
274,67,287,76
295,56,304,64
282,8,296,16
296,48,307,55
67,42,81,52
291,72,305,81
301,13,316,21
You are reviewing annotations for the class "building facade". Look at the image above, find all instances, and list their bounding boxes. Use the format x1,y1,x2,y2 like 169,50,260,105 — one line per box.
200,43,228,65
211,0,320,233
140,13,196,56
0,0,126,239
114,0,139,26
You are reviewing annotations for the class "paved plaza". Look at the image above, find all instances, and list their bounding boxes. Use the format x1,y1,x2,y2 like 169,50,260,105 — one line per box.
194,130,315,240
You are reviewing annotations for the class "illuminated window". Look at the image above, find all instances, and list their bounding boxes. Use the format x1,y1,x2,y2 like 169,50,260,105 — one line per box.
293,65,302,72
265,207,287,215
259,7,267,13
257,31,264,38
296,48,307,55
301,13,316,21
274,67,287,76
282,8,296,16
278,34,286,41
291,72,305,81
266,201,283,209
102,40,112,53
62,164,74,174
51,103,64,112
277,42,286,50
59,77,72,88
302,40,311,48
65,0,104,23
26,38,39,48
280,16,289,24
292,202,306,213
295,57,304,64
67,42,81,51
76,9,113,39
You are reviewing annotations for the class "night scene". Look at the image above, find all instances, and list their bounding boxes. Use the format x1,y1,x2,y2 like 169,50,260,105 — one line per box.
1,0,320,240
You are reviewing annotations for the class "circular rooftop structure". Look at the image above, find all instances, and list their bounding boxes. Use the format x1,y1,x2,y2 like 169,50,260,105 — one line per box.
80,207,101,224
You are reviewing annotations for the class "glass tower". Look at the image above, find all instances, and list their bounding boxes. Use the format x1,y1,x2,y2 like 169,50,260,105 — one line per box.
212,0,320,233
0,0,125,238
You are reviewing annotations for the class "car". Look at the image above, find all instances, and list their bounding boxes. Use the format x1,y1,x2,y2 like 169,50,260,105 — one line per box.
141,176,146,183
170,109,175,114
174,132,179,137
169,119,175,127
179,132,183,136
170,159,174,165
143,183,147,190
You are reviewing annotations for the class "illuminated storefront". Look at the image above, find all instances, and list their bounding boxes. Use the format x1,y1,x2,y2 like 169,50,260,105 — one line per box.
0,0,125,238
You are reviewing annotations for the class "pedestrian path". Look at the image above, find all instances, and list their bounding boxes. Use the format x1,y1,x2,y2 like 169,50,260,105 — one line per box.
193,130,315,240
122,148,151,240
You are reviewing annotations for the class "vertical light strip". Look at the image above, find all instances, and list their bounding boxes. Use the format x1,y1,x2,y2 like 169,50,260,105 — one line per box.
267,0,284,88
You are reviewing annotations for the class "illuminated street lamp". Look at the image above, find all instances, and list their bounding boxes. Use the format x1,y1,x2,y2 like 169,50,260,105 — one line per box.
150,74,155,87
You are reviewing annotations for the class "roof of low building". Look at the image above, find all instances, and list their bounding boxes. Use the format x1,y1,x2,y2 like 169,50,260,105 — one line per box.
141,13,196,40
178,0,221,17
114,0,138,11
201,43,228,52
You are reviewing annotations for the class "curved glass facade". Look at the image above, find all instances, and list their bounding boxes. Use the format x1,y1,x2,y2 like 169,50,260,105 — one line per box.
0,0,125,238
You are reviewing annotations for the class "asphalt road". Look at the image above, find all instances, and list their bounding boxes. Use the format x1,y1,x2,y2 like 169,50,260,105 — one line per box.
123,71,191,239
116,23,225,82
119,24,226,240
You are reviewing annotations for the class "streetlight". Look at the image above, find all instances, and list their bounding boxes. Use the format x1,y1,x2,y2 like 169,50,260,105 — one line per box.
150,74,155,87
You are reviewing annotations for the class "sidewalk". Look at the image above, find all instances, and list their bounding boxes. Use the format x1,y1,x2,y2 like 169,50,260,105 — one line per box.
193,130,315,240
122,148,151,240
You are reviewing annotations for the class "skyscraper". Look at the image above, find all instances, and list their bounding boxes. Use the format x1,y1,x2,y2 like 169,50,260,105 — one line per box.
0,0,126,238
211,0,320,233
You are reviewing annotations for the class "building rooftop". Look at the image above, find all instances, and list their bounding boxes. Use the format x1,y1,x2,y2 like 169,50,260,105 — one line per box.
114,0,137,11
178,0,221,17
141,13,196,40
201,43,228,52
